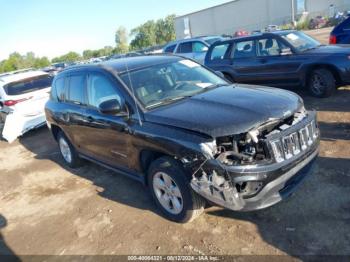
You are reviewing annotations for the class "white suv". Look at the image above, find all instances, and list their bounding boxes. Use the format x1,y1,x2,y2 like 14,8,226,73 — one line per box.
163,36,228,64
0,69,52,142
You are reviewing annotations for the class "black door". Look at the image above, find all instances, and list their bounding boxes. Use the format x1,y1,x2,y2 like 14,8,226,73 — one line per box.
82,72,130,168
254,37,304,86
230,39,261,84
63,73,88,148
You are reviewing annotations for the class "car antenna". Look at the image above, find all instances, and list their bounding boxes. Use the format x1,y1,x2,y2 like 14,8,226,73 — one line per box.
124,60,143,126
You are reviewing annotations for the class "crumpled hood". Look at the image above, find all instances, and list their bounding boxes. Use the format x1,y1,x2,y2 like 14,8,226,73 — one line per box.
144,84,303,138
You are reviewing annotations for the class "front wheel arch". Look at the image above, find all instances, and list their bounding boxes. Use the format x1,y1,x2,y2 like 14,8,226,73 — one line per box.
304,64,341,87
307,68,336,98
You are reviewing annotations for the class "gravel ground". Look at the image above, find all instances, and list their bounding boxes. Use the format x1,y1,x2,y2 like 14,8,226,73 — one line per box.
0,29,349,260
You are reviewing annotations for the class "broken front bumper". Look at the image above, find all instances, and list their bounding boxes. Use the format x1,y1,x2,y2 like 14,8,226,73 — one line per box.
190,112,320,212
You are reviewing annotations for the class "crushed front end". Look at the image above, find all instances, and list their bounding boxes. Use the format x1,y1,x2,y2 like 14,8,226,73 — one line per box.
190,109,320,211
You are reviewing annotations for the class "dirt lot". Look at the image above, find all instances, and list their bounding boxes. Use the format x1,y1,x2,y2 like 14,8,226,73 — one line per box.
1,30,349,259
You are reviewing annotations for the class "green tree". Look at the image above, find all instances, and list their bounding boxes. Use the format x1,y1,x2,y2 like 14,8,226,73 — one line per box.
0,52,24,72
83,49,94,60
130,20,157,50
155,15,176,45
34,57,50,68
115,26,129,54
0,52,51,73
130,14,176,50
52,51,81,63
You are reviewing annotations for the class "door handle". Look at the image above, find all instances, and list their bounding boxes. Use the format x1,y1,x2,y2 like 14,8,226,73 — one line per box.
260,59,268,64
87,116,94,122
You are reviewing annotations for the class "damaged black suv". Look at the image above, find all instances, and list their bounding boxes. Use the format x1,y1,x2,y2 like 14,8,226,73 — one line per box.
45,55,319,223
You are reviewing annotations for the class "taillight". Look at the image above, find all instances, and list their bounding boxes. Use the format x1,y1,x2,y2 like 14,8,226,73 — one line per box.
4,97,32,106
329,34,337,44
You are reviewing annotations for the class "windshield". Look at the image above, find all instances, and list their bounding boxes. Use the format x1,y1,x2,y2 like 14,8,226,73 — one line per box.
120,59,228,109
4,74,53,96
280,31,321,52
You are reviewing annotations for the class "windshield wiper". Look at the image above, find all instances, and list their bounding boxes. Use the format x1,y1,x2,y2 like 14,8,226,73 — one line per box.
302,45,322,52
206,83,231,89
146,95,193,109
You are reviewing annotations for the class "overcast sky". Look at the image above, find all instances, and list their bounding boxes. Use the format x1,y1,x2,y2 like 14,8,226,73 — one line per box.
0,0,229,60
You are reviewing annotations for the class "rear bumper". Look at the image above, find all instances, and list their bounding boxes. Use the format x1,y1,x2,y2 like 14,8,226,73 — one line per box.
1,111,46,143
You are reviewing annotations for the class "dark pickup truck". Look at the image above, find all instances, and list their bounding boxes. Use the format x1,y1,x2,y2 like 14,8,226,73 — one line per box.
45,55,319,223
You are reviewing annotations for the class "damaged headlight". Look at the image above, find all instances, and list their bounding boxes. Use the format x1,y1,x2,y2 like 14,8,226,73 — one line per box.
200,140,217,158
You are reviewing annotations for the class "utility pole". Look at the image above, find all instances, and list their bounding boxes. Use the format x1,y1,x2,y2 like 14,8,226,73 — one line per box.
291,0,296,28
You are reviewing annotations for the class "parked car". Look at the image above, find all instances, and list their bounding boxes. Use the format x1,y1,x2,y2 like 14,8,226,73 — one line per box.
234,30,249,37
309,16,327,29
265,25,280,32
163,36,228,64
45,55,319,223
330,16,350,44
0,69,53,142
52,62,67,71
205,30,350,98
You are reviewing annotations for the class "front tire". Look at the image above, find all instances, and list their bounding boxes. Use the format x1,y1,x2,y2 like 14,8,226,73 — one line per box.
57,131,82,168
148,157,206,223
308,69,336,98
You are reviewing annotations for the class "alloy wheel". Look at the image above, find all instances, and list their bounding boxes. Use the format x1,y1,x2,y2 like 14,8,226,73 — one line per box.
152,172,184,215
311,73,326,96
59,137,72,164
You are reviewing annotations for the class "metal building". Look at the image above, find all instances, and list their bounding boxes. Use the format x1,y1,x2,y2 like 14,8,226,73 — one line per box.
175,0,350,39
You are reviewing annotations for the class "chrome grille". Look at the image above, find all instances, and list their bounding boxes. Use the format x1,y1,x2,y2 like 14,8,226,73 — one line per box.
270,120,318,163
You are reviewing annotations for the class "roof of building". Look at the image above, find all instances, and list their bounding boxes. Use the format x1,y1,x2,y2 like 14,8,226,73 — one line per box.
176,0,240,19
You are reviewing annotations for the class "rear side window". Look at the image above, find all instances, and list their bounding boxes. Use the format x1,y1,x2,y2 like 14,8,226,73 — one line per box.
67,75,86,104
52,77,65,101
176,42,193,53
210,43,230,60
257,38,285,56
164,44,176,53
232,40,256,59
4,75,53,96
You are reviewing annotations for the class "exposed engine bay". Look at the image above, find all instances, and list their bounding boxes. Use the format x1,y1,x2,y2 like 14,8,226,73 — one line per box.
213,108,307,166
190,108,319,211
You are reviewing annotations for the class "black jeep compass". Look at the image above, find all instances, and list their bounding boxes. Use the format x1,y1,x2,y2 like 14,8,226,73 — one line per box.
45,55,319,223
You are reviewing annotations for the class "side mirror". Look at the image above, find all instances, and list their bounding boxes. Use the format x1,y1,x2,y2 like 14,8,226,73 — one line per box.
98,99,128,116
280,48,292,56
215,71,225,78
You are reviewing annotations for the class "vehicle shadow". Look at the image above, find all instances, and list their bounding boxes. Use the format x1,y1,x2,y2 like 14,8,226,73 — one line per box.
0,214,20,261
18,127,161,218
318,121,350,141
207,155,350,257
285,86,350,113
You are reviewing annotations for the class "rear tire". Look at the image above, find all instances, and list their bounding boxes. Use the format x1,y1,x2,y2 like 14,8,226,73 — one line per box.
308,69,336,98
148,157,206,223
57,131,82,168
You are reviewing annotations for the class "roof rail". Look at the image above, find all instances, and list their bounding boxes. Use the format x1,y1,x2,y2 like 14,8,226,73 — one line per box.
0,68,34,77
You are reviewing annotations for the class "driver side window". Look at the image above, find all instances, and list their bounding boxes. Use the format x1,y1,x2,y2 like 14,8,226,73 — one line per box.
193,42,208,53
257,38,287,56
87,73,122,108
